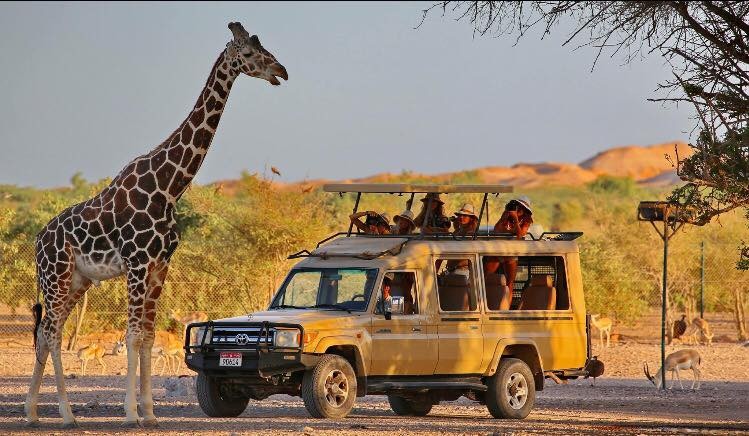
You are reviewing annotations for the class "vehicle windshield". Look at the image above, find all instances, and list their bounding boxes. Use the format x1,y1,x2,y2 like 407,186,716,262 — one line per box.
270,268,378,312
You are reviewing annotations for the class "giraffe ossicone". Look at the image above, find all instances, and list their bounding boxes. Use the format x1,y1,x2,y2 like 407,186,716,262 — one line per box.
25,21,287,428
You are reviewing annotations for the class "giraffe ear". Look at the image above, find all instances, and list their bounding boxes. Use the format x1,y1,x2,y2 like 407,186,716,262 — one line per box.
228,22,250,42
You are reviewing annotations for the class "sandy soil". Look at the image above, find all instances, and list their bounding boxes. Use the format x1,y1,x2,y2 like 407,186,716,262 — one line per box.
0,342,747,435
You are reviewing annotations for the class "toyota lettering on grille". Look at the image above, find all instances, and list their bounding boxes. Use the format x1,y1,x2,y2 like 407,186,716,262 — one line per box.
235,333,251,345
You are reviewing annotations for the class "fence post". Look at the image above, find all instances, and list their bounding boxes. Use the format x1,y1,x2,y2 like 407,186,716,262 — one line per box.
700,241,705,319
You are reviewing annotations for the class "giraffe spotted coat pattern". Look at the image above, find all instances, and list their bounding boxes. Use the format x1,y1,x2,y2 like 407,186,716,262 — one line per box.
25,22,288,428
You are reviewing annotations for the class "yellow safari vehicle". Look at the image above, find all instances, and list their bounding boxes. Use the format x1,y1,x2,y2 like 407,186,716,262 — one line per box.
185,184,600,420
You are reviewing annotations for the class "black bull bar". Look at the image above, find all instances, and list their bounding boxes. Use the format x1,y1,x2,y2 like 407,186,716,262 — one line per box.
184,321,306,377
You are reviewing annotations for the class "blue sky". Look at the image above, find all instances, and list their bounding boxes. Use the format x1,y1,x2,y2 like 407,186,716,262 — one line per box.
0,1,693,188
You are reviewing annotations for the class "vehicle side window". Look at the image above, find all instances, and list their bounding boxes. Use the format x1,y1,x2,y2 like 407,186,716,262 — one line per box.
502,256,569,311
435,258,478,312
375,271,418,315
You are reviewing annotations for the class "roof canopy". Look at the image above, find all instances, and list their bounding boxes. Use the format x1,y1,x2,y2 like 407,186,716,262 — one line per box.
322,183,514,194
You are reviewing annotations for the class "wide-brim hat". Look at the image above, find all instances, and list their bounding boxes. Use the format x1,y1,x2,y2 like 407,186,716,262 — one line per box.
454,203,478,218
515,195,532,214
420,192,444,205
394,209,416,226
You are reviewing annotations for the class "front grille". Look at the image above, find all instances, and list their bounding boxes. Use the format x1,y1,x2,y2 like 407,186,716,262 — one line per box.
210,327,273,349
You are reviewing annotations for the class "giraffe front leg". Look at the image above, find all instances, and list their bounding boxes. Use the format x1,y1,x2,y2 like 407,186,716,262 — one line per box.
25,330,50,427
140,261,168,427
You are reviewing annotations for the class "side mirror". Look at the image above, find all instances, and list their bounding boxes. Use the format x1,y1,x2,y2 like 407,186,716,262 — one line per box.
385,296,405,320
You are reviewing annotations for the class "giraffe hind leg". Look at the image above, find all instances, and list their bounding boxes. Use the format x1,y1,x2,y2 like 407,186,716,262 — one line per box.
25,321,50,426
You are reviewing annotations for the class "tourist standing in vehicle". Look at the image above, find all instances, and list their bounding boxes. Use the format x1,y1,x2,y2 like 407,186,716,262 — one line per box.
452,203,479,236
392,209,416,235
349,211,392,235
493,196,533,292
413,193,450,234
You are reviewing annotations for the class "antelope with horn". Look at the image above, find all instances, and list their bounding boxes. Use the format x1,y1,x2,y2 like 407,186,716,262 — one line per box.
643,348,702,390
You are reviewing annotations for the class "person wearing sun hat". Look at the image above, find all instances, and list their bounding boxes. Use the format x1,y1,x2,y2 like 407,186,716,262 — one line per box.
392,209,416,235
349,210,392,235
413,193,450,234
451,203,480,236
493,195,534,293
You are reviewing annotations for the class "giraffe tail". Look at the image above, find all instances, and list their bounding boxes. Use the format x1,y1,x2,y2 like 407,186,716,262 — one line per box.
31,303,42,350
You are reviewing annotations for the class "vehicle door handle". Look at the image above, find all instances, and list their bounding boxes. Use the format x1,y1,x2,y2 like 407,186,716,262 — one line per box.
412,327,422,332
376,329,391,334
470,325,479,330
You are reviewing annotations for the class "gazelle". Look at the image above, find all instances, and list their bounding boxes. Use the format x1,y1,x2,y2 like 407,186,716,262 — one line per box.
643,348,702,390
77,343,107,376
689,317,714,346
590,314,612,348
154,334,184,376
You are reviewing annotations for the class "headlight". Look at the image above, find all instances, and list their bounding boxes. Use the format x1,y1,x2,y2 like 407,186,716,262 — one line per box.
274,329,300,348
191,327,211,346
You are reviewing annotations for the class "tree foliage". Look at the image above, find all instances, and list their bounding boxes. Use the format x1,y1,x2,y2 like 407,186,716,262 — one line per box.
422,0,749,262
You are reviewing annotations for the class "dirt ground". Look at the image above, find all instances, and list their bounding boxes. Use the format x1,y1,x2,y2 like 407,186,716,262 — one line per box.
0,341,748,435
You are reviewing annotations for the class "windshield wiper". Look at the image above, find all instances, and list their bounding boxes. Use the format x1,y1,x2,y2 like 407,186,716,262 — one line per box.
270,304,308,310
310,304,352,313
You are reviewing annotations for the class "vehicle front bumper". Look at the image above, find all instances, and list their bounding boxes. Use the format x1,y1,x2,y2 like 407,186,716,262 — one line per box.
184,321,319,377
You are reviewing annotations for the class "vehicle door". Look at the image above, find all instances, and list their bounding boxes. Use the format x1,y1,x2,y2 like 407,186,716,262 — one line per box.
433,256,484,374
370,270,438,375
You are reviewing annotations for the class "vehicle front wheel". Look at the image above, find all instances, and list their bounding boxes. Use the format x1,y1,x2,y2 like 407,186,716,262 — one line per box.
387,394,433,416
196,372,249,417
485,358,535,419
302,354,357,419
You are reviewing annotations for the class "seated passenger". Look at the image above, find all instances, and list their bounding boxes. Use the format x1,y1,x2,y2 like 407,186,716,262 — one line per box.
349,211,392,235
451,203,479,236
391,209,416,235
493,196,533,293
414,193,450,234
375,276,392,313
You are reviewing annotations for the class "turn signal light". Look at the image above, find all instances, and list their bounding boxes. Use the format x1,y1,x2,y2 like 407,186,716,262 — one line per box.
303,331,319,345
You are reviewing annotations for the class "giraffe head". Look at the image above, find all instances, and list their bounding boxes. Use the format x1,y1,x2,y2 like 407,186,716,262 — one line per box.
226,22,288,85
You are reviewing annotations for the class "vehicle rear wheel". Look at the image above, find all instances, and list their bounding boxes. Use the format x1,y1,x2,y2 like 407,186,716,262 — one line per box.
196,372,249,417
302,354,357,419
485,358,535,419
387,394,433,416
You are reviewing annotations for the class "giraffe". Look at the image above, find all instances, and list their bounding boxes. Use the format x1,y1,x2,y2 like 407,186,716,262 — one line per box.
25,22,287,428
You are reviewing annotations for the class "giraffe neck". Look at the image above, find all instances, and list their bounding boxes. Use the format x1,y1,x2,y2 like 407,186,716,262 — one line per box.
159,51,238,201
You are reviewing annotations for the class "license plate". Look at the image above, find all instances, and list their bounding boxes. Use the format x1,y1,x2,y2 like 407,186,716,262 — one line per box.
219,352,242,367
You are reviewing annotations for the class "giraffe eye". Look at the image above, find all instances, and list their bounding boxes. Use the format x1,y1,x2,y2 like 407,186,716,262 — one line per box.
242,52,252,58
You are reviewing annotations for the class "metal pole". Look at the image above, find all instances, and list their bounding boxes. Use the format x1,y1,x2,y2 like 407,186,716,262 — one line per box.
473,193,488,240
700,241,705,319
420,195,433,237
346,192,362,237
661,220,668,390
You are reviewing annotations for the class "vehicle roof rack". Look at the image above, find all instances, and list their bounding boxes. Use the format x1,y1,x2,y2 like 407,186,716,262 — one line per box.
323,183,513,194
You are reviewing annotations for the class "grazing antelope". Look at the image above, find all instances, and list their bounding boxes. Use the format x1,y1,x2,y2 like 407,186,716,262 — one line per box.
154,334,184,376
77,343,107,376
643,348,702,390
590,314,612,348
683,317,714,346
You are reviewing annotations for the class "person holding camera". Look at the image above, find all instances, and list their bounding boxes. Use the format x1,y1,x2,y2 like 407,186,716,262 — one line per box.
493,196,533,293
413,193,451,234
349,210,392,235
451,203,479,236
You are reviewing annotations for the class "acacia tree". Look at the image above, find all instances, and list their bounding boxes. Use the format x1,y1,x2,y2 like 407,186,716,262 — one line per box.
422,1,749,264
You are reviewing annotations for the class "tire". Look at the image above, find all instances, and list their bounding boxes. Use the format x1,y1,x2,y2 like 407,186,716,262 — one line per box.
387,394,433,416
196,372,249,417
485,358,536,419
301,354,358,419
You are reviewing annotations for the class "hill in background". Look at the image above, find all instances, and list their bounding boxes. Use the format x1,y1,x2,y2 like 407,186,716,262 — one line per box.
214,141,690,194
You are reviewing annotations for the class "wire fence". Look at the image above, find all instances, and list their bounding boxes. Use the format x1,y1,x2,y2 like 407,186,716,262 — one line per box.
0,241,747,349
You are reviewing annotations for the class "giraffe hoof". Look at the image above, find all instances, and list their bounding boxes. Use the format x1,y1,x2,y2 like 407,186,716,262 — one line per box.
122,419,141,428
62,420,79,429
142,419,159,428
